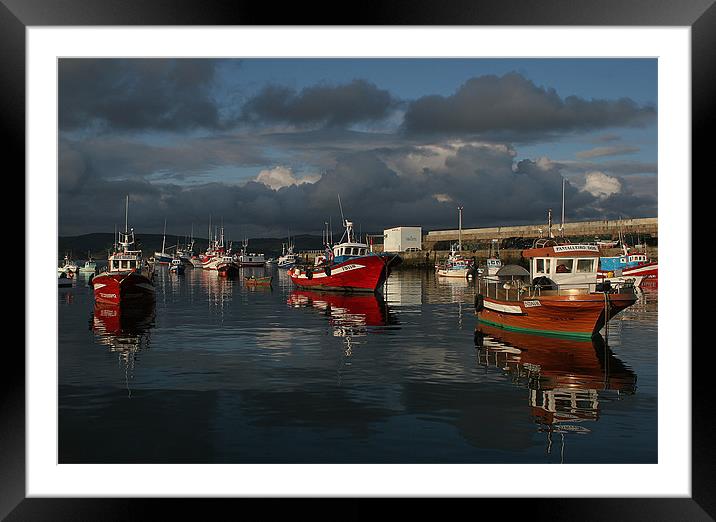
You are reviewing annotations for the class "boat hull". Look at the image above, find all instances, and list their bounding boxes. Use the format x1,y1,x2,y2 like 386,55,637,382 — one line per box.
288,254,391,292
476,292,637,339
92,271,155,305
436,267,471,278
154,253,172,264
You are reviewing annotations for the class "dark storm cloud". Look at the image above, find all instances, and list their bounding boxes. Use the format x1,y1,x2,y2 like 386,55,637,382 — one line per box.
59,59,226,132
59,136,267,193
241,80,397,128
543,158,657,176
402,73,656,139
59,143,656,237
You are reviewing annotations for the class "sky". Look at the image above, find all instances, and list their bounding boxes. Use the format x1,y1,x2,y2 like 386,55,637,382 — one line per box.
58,58,657,238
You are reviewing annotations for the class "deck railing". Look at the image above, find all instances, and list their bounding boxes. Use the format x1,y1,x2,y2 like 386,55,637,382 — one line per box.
477,277,635,302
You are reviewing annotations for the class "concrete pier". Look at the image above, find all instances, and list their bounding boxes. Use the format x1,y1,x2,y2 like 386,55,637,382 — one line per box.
422,217,657,251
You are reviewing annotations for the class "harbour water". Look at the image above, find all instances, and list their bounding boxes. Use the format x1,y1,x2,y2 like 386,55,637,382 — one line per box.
58,268,657,463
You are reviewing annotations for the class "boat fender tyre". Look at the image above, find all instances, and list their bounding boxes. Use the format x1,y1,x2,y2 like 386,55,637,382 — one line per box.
307,270,313,280
474,293,484,312
325,266,331,277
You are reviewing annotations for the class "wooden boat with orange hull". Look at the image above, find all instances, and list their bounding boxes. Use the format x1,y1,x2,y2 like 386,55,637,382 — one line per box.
477,289,636,339
475,229,637,339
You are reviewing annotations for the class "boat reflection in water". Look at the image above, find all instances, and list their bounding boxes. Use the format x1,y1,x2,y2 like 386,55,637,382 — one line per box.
474,324,636,461
91,301,156,396
287,289,396,356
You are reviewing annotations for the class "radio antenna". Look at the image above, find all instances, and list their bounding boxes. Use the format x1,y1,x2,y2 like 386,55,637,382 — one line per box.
338,194,345,226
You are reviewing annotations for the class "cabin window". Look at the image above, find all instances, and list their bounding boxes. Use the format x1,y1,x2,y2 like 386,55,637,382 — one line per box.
532,259,549,274
576,259,595,273
555,259,574,274
130,260,137,269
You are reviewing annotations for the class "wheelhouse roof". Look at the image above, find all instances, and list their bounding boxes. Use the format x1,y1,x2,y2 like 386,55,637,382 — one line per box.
522,244,601,259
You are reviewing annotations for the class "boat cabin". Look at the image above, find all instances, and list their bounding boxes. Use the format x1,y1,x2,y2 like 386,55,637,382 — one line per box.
486,258,503,275
331,220,371,264
108,230,143,273
523,243,601,289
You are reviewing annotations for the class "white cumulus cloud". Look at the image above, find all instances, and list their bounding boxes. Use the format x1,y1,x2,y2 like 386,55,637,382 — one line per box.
581,171,622,198
255,166,321,190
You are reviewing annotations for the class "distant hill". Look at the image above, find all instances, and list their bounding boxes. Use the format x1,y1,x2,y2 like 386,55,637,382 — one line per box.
58,233,327,260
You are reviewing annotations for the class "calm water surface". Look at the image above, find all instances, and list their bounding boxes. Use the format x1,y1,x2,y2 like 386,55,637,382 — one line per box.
58,267,657,463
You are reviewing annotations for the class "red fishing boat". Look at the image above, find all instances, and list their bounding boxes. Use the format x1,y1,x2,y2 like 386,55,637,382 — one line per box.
92,196,155,305
475,214,637,339
288,218,401,292
216,255,240,277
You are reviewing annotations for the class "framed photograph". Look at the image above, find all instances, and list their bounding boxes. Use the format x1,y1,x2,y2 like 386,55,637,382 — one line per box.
8,0,708,519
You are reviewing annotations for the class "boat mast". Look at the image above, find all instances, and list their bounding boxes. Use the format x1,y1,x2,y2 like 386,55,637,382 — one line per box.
560,178,565,236
162,219,167,255
457,205,463,251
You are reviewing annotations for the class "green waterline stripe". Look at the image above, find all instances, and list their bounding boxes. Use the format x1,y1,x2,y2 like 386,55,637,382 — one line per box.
476,317,596,340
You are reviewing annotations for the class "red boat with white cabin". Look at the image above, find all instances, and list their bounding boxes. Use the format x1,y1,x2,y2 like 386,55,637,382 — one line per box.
92,197,155,305
288,218,401,293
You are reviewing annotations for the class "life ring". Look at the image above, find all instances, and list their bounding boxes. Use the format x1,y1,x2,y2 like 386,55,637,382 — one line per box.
324,266,331,277
474,293,484,312
307,270,313,280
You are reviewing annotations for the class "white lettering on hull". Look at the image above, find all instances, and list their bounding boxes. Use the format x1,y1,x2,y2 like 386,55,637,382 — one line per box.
295,263,365,279
523,300,542,307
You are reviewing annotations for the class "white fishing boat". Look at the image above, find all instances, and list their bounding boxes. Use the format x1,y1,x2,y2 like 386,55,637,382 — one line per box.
484,239,503,277
169,257,185,274
277,240,298,269
79,252,99,274
436,243,475,278
154,219,172,264
235,238,266,267
436,206,475,278
58,254,78,274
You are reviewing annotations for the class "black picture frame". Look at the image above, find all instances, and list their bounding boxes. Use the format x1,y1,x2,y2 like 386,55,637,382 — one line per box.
6,1,707,519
